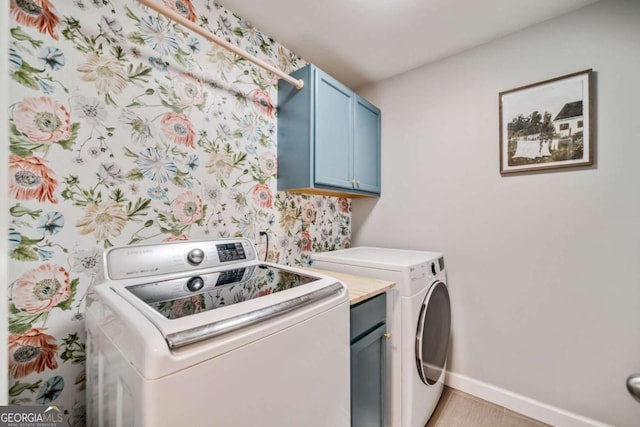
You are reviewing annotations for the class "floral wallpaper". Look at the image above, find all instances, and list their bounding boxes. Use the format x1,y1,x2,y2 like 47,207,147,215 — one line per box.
6,0,351,423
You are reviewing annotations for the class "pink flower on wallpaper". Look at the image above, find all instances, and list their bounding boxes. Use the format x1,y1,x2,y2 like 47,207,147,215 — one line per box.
338,197,350,213
257,288,273,298
174,73,204,106
12,264,71,314
251,89,274,117
301,201,316,224
266,243,280,263
259,152,277,177
172,191,203,224
160,112,196,148
77,53,128,94
162,0,197,22
171,296,202,319
299,231,312,251
13,96,71,143
163,234,190,242
252,184,273,209
8,328,59,379
10,0,60,40
9,155,59,204
76,202,128,241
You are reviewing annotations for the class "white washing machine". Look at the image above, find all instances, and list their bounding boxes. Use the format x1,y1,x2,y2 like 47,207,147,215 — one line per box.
311,247,451,427
86,238,350,427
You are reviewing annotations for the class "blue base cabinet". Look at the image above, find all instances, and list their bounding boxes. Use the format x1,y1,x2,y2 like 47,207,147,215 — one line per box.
350,293,387,426
278,64,381,197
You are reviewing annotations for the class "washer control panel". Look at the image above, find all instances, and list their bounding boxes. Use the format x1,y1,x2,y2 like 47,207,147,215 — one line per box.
106,238,256,280
216,242,246,262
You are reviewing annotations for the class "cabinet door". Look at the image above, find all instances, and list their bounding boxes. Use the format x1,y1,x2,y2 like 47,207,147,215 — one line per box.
351,323,386,427
353,96,381,194
314,69,354,189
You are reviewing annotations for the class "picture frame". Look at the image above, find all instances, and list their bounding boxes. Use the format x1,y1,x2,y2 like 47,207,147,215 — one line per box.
499,69,593,174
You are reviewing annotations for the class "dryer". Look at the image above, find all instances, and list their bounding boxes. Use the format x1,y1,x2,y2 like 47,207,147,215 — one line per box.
311,247,451,427
86,238,350,427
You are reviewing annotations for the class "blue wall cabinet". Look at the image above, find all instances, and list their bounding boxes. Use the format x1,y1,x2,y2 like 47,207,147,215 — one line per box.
278,64,381,197
350,293,387,427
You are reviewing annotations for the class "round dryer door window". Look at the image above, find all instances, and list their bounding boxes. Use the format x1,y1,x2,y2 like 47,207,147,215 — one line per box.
415,281,451,385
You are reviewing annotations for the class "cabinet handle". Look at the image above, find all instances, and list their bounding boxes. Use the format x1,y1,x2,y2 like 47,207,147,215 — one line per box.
383,333,391,340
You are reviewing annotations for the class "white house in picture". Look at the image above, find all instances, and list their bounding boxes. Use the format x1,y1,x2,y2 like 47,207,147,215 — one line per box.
553,100,583,137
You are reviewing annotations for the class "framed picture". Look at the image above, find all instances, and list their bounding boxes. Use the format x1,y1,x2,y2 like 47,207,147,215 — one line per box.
499,69,593,174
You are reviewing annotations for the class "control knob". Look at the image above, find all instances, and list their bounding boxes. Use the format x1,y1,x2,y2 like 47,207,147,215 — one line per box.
186,276,205,292
187,248,205,265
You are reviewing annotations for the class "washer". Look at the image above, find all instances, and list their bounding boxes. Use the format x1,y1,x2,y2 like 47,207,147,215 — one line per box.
311,247,451,427
86,238,350,427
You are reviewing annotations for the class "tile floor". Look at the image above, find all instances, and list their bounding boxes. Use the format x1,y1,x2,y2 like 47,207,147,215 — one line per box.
426,387,552,427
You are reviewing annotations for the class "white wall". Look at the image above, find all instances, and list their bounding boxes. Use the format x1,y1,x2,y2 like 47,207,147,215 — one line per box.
1,2,9,405
354,1,640,426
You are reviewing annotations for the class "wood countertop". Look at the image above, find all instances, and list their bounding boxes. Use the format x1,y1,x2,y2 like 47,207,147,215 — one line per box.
304,267,395,305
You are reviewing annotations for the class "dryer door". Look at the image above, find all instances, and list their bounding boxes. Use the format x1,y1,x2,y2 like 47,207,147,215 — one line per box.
415,281,451,385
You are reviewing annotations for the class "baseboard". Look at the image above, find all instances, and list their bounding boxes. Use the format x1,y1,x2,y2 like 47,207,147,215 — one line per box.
444,372,612,427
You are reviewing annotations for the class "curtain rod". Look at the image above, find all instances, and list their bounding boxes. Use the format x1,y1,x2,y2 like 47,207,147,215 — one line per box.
137,0,304,89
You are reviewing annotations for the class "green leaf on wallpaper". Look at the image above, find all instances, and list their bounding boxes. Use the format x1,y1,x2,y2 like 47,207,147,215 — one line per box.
125,7,140,23
127,32,145,46
112,45,125,61
10,245,39,262
9,137,44,157
128,63,152,84
123,147,139,158
127,198,151,220
57,122,80,150
10,27,43,48
9,303,20,315
11,70,40,91
104,92,116,106
9,320,33,335
125,169,144,180
20,60,45,74
233,151,247,166
9,380,42,397
56,278,79,311
195,205,208,227
110,188,125,203
9,204,42,219
19,235,45,245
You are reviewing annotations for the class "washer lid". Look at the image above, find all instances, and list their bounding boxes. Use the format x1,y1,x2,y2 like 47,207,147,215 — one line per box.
111,264,345,348
311,246,442,271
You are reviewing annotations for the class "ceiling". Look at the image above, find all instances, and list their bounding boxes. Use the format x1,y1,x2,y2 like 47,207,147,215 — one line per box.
218,0,599,89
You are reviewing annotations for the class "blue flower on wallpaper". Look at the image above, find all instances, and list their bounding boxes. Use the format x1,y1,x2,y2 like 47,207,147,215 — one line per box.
148,186,168,200
186,154,199,171
36,376,65,404
38,79,55,94
38,47,65,71
138,15,179,57
36,248,55,261
136,147,178,183
9,226,21,249
9,48,22,71
237,212,259,239
149,57,169,72
36,212,65,235
237,113,263,142
186,37,201,53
